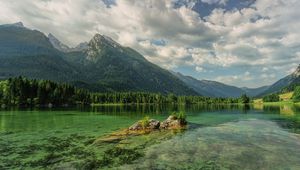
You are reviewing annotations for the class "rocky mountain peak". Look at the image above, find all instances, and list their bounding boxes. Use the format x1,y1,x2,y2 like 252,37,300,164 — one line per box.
75,42,88,51
90,34,121,48
1,22,25,28
12,22,24,27
48,33,88,53
48,33,56,39
87,34,123,62
48,33,70,52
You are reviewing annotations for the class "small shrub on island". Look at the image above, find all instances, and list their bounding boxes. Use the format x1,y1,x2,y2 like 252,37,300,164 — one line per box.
177,111,187,122
139,116,150,129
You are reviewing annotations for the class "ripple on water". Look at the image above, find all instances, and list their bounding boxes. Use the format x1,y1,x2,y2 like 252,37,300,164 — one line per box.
122,119,300,170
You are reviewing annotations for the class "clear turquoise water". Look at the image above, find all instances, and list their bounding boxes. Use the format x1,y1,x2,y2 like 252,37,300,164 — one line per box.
1,104,300,169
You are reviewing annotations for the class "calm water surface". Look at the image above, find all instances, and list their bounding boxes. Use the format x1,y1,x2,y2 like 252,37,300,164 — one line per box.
1,104,300,169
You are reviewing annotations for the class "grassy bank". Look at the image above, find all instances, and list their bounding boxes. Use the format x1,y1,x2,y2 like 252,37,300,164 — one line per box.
253,92,300,105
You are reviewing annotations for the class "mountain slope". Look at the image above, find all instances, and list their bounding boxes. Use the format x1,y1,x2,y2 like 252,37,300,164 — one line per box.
242,86,270,97
48,33,71,53
0,23,196,95
0,22,81,81
48,33,88,53
0,22,60,57
173,72,246,97
258,65,300,96
64,34,197,95
173,72,269,97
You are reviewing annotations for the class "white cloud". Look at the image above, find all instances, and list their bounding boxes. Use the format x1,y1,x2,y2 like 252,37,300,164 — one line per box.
195,66,206,72
0,0,299,87
215,71,255,87
261,73,276,79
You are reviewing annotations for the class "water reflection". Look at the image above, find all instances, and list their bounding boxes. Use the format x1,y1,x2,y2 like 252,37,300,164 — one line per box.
253,104,300,133
253,103,300,116
123,119,300,170
88,104,252,115
1,104,300,133
0,104,259,116
1,104,300,169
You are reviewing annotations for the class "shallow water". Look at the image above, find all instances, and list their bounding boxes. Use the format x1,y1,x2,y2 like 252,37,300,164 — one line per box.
1,104,300,169
124,119,300,170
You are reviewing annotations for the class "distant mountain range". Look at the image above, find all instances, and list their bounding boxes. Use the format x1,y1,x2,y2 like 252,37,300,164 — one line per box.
241,86,270,97
172,72,270,97
173,65,300,98
0,22,299,97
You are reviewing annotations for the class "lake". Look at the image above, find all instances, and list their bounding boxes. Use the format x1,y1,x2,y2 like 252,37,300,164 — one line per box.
1,104,300,169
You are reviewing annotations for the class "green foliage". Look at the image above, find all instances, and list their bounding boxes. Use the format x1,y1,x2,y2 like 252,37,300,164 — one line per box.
170,111,187,124
177,111,186,120
139,116,150,129
0,77,89,106
263,94,280,102
239,94,250,104
0,77,242,107
292,86,300,102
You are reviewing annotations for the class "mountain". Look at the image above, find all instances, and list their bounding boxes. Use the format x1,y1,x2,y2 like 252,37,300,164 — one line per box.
64,34,197,95
0,22,196,95
48,33,88,53
48,33,71,53
258,65,300,96
173,72,269,98
0,22,80,81
74,42,88,51
0,22,60,57
173,72,245,97
241,86,270,97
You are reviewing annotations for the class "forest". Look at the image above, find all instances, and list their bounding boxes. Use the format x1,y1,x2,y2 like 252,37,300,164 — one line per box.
263,94,280,102
0,77,244,107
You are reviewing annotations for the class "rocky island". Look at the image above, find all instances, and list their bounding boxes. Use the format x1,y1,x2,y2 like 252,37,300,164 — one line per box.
94,112,187,144
129,114,187,131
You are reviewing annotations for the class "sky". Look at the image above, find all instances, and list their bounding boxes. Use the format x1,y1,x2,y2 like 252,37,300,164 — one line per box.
0,0,299,88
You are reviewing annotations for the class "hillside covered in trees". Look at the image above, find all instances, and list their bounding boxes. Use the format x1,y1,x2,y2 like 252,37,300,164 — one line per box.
0,77,243,107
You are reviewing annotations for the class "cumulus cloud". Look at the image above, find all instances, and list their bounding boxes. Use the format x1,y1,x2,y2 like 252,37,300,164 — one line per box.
0,0,299,87
195,66,206,72
201,0,228,5
216,71,254,86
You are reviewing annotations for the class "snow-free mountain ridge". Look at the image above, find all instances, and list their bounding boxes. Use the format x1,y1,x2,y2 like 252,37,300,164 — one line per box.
1,22,299,97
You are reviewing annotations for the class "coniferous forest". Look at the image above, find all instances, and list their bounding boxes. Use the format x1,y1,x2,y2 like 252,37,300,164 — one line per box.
0,77,242,107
